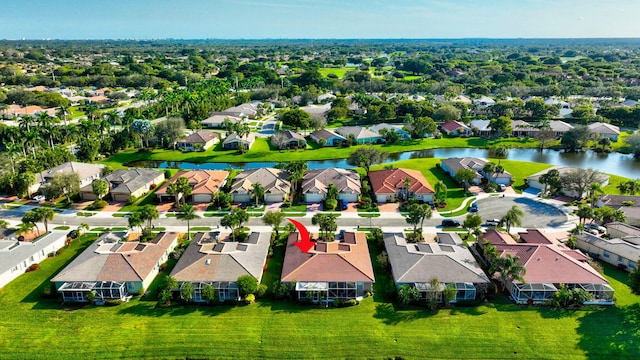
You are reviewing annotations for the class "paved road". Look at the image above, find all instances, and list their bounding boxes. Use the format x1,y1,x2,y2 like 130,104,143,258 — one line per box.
473,196,568,229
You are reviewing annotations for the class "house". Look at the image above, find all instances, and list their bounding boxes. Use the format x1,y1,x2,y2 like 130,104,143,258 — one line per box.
300,103,331,117
230,168,291,204
451,95,472,104
384,232,490,303
544,98,573,118
274,130,307,149
526,166,609,198
588,122,620,141
170,231,270,302
440,120,471,136
481,229,614,305
200,114,244,129
212,102,261,119
511,120,539,137
368,123,411,140
547,120,574,137
309,129,346,146
155,170,229,203
281,231,375,302
0,231,67,289
176,130,220,151
80,168,164,202
620,99,639,107
33,162,105,195
441,157,512,185
51,232,179,303
335,126,383,144
1,105,56,117
597,195,640,226
469,119,492,137
605,222,640,239
368,168,435,203
302,168,361,203
473,95,496,108
222,132,255,150
576,232,639,272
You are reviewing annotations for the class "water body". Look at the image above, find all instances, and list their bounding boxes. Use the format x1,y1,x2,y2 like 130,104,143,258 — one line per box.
126,148,640,178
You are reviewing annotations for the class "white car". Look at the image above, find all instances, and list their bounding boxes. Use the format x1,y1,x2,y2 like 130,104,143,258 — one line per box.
32,195,45,203
585,223,606,234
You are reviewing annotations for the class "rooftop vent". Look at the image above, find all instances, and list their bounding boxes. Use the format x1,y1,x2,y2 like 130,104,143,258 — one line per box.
205,259,211,265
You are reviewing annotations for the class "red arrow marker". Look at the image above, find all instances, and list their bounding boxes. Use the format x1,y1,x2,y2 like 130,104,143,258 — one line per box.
287,218,314,253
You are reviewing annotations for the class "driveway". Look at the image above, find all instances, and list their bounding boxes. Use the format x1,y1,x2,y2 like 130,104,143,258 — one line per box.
473,196,568,229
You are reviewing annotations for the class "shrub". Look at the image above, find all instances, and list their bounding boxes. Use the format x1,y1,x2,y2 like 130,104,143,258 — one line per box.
26,263,40,272
324,198,337,211
104,299,123,306
126,195,137,205
345,299,358,307
255,284,268,298
91,199,108,210
158,289,172,305
244,294,256,304
237,275,258,296
67,229,80,239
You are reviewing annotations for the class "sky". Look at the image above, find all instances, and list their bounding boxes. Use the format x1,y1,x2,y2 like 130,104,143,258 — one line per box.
3,0,640,40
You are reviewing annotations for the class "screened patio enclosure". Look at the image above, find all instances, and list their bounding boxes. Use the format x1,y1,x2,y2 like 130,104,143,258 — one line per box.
511,282,615,305
295,281,369,301
578,283,615,304
189,281,239,302
57,281,129,303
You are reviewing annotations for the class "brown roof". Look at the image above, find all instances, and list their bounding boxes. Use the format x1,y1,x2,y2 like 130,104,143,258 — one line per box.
301,168,361,196
441,120,469,132
482,229,607,285
177,130,219,144
281,232,374,282
156,170,229,196
368,168,434,195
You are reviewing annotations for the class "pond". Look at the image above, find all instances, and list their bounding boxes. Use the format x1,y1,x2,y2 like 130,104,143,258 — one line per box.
126,148,640,178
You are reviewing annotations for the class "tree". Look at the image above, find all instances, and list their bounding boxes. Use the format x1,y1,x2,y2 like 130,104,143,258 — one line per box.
347,147,387,175
397,284,420,306
625,132,640,158
278,108,310,130
201,283,218,304
534,129,557,151
539,169,561,196
14,172,35,198
594,206,626,224
127,212,144,233
433,181,447,206
489,116,512,137
311,213,338,241
176,204,200,241
482,162,504,184
21,211,41,236
501,205,524,233
560,168,604,199
91,179,109,200
138,204,159,230
455,168,477,193
408,116,437,139
463,214,482,238
576,205,594,224
618,179,640,195
493,254,527,289
432,104,461,121
251,182,265,207
131,119,155,148
262,210,286,238
561,125,591,152
630,261,640,295
45,172,80,203
405,203,432,240
282,160,307,200
237,275,258,297
221,208,249,242
167,176,192,206
586,182,604,208
32,207,55,233
180,282,195,302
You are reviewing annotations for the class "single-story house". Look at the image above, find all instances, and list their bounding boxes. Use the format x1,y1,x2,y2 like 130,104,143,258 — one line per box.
176,130,219,151
368,168,435,203
526,166,609,198
155,170,229,203
170,231,270,302
620,99,639,107
281,231,375,302
0,231,67,289
200,114,244,129
80,168,164,202
469,119,492,137
440,120,471,136
300,103,331,117
213,102,261,119
275,130,307,149
230,168,291,204
473,95,496,108
301,168,361,203
335,126,384,144
596,195,640,226
588,122,620,141
605,222,640,240
51,232,179,303
576,232,639,272
544,98,573,118
368,123,411,140
441,157,512,185
384,232,490,303
547,120,574,137
309,129,346,146
481,229,614,305
33,162,105,195
222,132,256,150
511,120,539,137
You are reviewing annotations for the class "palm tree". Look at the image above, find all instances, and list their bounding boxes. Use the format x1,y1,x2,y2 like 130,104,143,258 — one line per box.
176,204,200,241
251,182,265,207
56,105,69,126
262,210,286,238
17,222,35,237
493,254,527,290
501,205,524,233
78,223,90,235
84,104,99,121
587,182,604,208
33,207,55,232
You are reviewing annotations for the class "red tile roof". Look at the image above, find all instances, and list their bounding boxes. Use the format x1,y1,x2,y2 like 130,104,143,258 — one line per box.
441,120,468,132
156,170,229,196
281,232,374,282
368,168,434,195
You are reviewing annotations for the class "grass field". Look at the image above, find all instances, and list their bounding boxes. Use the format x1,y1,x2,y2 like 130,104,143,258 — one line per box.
0,234,639,359
318,66,358,78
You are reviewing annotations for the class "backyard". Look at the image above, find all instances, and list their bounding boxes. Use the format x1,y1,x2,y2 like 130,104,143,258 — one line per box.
0,234,638,359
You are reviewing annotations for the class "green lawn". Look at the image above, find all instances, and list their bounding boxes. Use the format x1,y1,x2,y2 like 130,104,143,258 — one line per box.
318,66,358,79
0,232,639,359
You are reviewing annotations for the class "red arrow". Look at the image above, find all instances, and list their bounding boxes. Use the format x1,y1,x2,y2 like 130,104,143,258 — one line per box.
288,218,314,253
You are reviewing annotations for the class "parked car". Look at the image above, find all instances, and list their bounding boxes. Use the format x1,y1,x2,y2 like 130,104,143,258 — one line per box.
468,203,478,212
585,223,606,234
32,195,45,203
484,219,500,227
441,219,461,227
498,184,507,192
